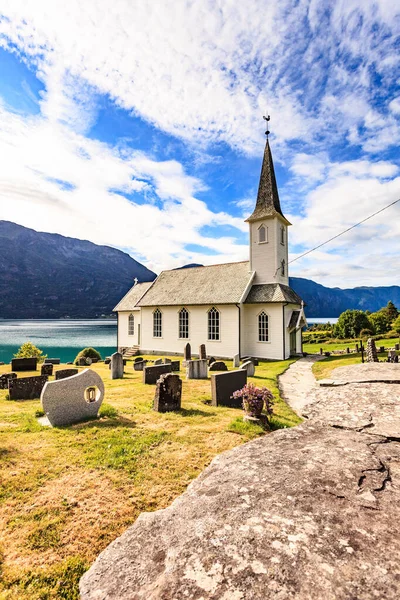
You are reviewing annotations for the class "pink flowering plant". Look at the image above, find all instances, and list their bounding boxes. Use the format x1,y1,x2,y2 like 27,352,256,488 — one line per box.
232,382,274,419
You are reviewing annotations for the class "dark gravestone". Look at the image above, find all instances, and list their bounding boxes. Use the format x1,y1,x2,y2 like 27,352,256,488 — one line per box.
77,357,87,366
44,358,61,365
134,357,144,363
164,358,172,364
379,346,385,353
211,370,247,407
170,360,180,372
8,376,48,400
208,357,216,366
396,344,400,351
41,363,53,376
133,360,147,371
55,369,79,380
184,343,191,361
0,372,17,390
11,358,37,372
104,357,111,365
154,358,163,365
199,344,207,360
153,373,182,412
241,356,259,366
143,364,172,385
209,361,228,372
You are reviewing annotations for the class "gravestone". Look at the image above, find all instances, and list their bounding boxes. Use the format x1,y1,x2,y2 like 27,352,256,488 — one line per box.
240,360,255,377
366,338,378,363
41,363,53,376
233,354,240,368
44,358,61,365
0,372,16,390
199,344,207,360
184,343,191,361
154,358,163,365
379,346,385,353
346,347,350,354
104,357,111,365
164,358,172,364
209,361,228,372
211,370,247,407
153,373,182,412
241,356,259,366
41,368,104,427
11,358,37,372
133,360,147,371
86,357,93,365
77,357,87,366
143,363,172,385
186,359,208,380
396,344,400,351
355,344,359,353
208,357,216,366
110,352,124,379
55,368,79,380
320,348,323,355
8,376,48,400
134,357,144,363
170,360,180,372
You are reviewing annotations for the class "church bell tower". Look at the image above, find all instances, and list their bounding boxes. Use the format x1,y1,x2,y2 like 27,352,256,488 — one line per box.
246,118,290,286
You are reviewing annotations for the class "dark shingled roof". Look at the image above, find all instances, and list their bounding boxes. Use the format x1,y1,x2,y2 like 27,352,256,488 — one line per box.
288,310,301,330
246,138,291,225
245,283,302,304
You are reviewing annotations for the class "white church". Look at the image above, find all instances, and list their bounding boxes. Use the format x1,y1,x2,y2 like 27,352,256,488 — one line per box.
114,137,306,360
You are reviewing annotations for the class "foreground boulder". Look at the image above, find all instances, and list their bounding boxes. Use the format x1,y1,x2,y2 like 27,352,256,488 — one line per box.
80,377,400,599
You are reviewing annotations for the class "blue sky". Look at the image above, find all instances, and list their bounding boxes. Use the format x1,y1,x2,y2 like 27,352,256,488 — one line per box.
0,1,399,287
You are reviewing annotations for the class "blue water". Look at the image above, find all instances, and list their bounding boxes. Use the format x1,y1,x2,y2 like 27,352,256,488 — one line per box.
0,320,117,364
307,317,338,324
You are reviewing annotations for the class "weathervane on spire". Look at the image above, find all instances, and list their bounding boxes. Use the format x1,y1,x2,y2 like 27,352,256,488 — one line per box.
263,113,270,137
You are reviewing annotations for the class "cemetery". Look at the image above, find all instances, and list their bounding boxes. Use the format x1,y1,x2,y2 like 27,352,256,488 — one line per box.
0,351,299,599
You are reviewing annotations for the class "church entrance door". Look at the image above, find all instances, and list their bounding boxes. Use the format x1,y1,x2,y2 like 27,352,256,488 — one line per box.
290,331,297,355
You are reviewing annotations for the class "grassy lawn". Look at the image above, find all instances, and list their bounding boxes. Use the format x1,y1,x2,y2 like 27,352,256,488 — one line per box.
0,357,299,600
312,349,399,380
303,336,399,354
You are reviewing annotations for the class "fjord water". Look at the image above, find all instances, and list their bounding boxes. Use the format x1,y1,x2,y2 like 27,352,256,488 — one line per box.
0,320,117,364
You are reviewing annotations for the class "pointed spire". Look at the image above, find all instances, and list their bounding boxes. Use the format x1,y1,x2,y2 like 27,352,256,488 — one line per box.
246,135,290,224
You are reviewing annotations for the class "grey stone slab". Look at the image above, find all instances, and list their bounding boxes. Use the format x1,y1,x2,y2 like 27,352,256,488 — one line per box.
233,353,240,368
0,372,17,390
41,368,104,427
110,352,124,379
154,358,163,365
153,373,182,412
186,359,208,380
210,369,247,407
8,375,48,400
240,360,255,376
55,368,79,380
209,361,228,372
143,364,172,385
11,358,37,372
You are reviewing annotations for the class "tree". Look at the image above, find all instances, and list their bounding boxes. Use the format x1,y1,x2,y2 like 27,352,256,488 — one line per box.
386,301,399,323
334,310,372,339
392,315,400,340
368,311,391,335
14,342,47,363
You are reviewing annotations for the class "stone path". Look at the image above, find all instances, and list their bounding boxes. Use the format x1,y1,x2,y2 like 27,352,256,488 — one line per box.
278,355,322,415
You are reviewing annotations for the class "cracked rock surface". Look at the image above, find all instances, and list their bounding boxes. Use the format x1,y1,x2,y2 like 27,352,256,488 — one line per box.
80,362,400,600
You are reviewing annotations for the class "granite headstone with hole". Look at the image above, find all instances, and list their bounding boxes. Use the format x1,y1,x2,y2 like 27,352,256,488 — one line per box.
0,372,17,390
209,361,228,372
11,357,37,372
211,370,247,407
143,363,172,385
153,373,182,412
41,363,53,377
186,359,208,380
8,375,48,400
41,368,104,427
110,352,124,379
55,368,79,380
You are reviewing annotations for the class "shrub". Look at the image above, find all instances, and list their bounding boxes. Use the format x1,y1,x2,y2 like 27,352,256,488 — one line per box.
74,347,102,365
334,310,372,339
13,342,47,363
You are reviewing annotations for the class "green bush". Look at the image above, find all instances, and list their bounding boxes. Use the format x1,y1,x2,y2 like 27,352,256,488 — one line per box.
74,347,102,365
13,342,47,363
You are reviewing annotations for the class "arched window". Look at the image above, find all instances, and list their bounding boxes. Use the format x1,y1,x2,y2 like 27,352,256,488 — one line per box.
258,225,267,243
128,313,134,336
258,311,269,342
153,308,162,338
179,308,189,339
208,307,220,341
280,226,285,245
281,259,285,276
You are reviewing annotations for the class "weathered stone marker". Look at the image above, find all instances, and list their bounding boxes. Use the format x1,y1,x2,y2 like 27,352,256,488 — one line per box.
209,361,228,372
186,359,208,380
77,357,87,366
11,358,37,372
41,363,53,376
233,354,240,368
134,357,144,363
170,360,180,372
8,376,48,400
184,343,191,361
55,368,79,380
41,369,104,427
153,373,182,412
133,360,147,371
143,363,172,385
154,358,163,365
0,372,16,390
110,352,124,379
240,360,255,376
199,344,207,360
211,369,247,407
366,338,378,363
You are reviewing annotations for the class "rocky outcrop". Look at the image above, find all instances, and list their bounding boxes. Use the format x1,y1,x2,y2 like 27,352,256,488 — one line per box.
80,365,400,599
